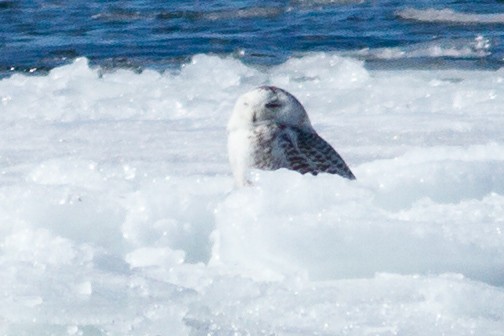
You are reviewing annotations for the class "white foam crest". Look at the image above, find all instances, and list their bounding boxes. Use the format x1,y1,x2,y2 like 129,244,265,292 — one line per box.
292,0,365,6
200,6,284,20
350,35,491,60
398,8,504,24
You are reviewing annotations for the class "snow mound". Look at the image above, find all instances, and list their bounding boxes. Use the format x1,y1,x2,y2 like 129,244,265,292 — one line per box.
1,55,504,335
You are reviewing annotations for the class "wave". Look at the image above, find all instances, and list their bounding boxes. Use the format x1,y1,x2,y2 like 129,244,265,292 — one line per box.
291,0,365,5
93,6,285,22
343,35,491,60
397,8,504,24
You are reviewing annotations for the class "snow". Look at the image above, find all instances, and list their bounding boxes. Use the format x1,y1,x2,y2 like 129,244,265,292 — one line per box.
1,54,504,335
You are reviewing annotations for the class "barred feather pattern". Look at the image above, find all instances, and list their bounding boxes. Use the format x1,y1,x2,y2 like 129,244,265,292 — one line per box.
252,122,356,180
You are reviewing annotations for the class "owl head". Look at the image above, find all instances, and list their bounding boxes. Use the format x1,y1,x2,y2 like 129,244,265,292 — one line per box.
228,86,313,132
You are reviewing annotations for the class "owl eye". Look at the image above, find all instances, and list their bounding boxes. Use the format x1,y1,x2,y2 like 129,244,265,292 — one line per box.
265,101,282,109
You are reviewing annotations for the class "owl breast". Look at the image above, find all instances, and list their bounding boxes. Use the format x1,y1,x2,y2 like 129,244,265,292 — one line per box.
250,122,283,170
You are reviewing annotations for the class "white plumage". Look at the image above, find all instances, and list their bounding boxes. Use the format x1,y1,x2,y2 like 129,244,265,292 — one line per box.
227,86,355,186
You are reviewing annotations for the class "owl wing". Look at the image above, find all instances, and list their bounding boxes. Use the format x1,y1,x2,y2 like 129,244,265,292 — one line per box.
277,126,356,180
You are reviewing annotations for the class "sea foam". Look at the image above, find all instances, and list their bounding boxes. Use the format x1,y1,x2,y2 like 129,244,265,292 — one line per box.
397,8,504,24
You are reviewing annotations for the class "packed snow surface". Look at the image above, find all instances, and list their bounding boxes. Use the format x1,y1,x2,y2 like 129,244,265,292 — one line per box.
1,54,504,335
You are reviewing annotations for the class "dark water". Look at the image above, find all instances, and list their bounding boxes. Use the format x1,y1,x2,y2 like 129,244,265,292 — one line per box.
2,0,504,77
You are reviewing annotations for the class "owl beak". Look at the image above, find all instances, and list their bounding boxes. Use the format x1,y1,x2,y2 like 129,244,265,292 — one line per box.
265,102,282,109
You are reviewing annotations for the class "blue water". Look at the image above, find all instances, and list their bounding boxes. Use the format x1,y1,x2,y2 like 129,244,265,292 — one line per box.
2,0,504,77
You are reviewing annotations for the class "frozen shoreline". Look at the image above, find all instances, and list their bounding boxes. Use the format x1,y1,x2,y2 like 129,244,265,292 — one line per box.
1,54,503,335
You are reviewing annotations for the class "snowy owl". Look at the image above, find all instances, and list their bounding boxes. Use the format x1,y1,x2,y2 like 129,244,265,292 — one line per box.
227,86,355,186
